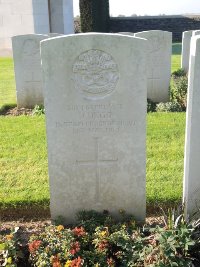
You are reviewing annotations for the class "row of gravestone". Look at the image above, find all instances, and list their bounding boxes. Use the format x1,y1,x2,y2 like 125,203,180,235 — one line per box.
12,30,172,109
11,31,200,223
181,30,200,73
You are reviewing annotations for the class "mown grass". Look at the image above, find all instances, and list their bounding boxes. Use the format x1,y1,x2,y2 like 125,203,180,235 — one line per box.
0,116,49,208
171,42,181,72
146,112,185,204
0,58,16,107
0,113,185,208
0,44,184,210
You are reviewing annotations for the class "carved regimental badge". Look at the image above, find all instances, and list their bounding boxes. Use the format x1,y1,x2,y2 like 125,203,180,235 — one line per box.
73,50,119,99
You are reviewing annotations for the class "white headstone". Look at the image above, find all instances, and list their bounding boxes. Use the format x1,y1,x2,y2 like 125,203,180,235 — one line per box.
12,34,50,108
183,35,200,219
119,32,134,36
12,34,62,108
192,30,200,36
41,33,147,223
181,30,193,73
134,30,172,103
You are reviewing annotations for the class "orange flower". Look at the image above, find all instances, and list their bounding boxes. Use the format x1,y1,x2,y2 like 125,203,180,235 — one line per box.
71,256,83,267
52,254,62,267
57,225,64,231
72,227,86,237
6,234,13,240
70,241,80,255
28,240,42,253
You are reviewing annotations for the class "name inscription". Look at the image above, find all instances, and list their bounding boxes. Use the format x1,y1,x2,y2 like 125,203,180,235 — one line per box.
56,103,135,134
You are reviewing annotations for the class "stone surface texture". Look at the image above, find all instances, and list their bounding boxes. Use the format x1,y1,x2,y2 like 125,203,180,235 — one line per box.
12,34,49,108
134,30,172,103
41,33,147,223
49,0,74,34
0,0,74,56
0,0,49,56
181,30,193,73
183,35,200,219
192,30,200,36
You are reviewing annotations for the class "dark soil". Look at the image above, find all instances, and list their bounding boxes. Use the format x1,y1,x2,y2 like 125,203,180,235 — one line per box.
0,107,33,116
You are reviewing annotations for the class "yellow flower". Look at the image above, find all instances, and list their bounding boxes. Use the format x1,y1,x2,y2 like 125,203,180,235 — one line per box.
99,230,107,238
65,260,72,267
7,257,12,264
57,225,64,231
6,234,13,240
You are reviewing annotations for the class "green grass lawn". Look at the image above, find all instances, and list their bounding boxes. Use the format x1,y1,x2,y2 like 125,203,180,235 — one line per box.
0,45,184,211
171,42,181,73
147,112,185,204
0,113,185,209
0,58,16,107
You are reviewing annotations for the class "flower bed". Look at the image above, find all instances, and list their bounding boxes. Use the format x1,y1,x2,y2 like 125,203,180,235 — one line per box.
1,210,200,266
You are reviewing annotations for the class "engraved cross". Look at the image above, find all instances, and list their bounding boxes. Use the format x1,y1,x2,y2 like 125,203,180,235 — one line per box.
76,137,118,204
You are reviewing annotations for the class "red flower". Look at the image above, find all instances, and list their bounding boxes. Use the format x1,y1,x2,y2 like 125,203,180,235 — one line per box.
107,257,115,267
72,227,86,237
98,240,109,251
28,240,41,253
70,241,80,255
71,256,83,267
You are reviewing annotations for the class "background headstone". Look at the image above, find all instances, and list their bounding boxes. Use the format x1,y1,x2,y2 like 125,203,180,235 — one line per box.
41,33,147,223
119,32,134,35
192,30,200,36
181,30,193,73
183,35,200,219
12,34,49,108
134,30,172,103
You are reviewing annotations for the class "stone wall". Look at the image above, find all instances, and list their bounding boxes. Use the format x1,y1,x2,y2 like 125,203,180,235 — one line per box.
0,0,49,56
110,15,200,42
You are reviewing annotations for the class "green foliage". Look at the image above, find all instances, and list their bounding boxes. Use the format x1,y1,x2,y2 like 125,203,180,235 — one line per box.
79,0,93,32
156,102,183,112
32,104,45,115
147,98,157,112
172,68,187,77
79,0,110,32
0,227,20,267
139,226,194,266
155,68,187,113
170,69,188,111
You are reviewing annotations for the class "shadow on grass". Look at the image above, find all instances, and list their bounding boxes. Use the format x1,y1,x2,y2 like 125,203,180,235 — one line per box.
0,103,17,115
0,200,182,220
